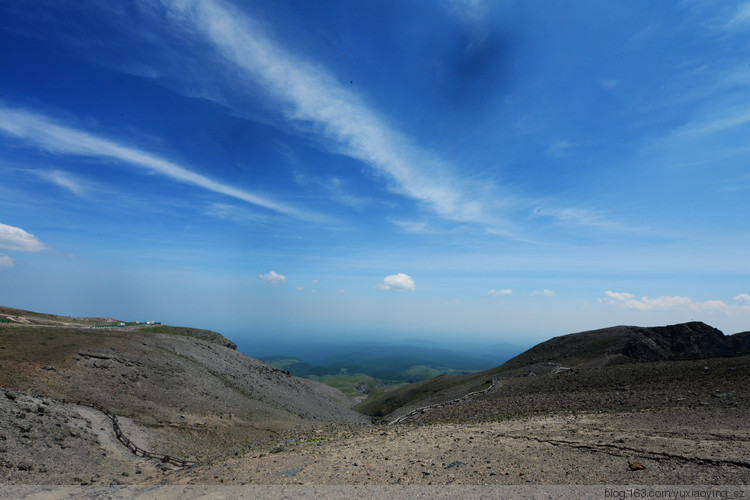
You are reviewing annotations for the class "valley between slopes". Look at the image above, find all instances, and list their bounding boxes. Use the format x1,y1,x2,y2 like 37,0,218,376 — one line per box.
0,306,748,487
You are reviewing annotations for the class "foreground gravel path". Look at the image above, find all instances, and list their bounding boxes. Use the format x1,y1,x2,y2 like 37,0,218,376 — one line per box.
172,406,749,485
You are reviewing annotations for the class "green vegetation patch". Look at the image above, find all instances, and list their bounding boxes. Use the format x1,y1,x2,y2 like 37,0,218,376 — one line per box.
355,373,472,417
140,325,236,349
261,356,465,406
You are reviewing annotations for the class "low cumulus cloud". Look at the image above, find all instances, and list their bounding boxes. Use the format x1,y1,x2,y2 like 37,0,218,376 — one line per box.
0,254,14,267
600,291,750,313
532,289,556,297
259,270,286,283
377,273,416,291
488,288,512,296
0,223,45,252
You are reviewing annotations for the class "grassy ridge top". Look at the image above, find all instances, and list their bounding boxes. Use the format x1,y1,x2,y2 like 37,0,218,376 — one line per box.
0,306,116,326
139,325,237,350
0,306,237,350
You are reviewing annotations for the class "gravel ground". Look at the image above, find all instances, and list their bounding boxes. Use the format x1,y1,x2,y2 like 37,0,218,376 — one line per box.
170,406,749,485
2,355,748,486
0,390,164,485
169,355,750,486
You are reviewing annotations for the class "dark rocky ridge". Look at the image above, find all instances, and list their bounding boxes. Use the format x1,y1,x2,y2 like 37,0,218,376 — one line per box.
502,321,749,371
360,321,750,419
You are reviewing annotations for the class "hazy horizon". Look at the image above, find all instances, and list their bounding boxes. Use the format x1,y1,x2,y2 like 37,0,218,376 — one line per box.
2,1,749,349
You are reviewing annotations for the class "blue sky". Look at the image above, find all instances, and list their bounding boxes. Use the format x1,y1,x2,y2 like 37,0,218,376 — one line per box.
1,1,749,352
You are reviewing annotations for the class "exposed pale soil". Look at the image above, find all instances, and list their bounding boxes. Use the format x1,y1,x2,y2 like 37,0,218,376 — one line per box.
0,390,164,485
172,406,749,485
0,322,367,461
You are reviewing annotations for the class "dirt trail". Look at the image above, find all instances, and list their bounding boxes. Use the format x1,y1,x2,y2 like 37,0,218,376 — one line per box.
73,406,133,460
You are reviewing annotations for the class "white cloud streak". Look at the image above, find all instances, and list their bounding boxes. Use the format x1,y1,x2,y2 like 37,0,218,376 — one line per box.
532,289,556,297
488,288,512,296
0,105,303,218
725,2,750,29
34,169,87,196
161,0,491,225
0,223,45,252
532,206,615,229
377,273,416,291
259,270,286,283
673,107,750,138
600,290,750,313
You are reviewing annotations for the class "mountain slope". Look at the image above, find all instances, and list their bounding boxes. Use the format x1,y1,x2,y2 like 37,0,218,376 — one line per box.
360,321,750,419
0,307,367,460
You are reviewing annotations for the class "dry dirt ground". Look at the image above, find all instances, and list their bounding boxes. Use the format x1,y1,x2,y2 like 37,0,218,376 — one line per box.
3,391,747,488
171,406,749,486
3,364,747,488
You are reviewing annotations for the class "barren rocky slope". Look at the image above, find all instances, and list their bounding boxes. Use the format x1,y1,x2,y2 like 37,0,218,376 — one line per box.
1,311,748,487
359,322,750,420
168,352,749,485
0,307,367,483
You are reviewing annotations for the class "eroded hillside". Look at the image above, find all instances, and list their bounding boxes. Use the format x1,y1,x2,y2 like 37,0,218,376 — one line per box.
0,308,367,468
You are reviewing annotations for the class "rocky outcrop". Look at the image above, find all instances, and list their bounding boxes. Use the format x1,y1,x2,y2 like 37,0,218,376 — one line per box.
503,321,748,370
621,322,737,361
361,321,750,420
729,331,750,353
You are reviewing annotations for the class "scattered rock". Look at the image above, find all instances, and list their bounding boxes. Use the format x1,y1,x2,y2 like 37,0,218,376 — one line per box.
274,467,303,477
628,461,646,471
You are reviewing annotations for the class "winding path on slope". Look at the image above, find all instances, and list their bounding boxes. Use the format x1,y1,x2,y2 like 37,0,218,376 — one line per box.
387,378,498,425
62,399,196,467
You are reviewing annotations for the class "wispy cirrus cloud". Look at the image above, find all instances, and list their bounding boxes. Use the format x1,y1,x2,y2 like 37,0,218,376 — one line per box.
488,288,512,296
0,254,14,267
391,220,439,235
724,2,750,30
599,290,750,313
546,139,577,157
32,169,88,196
0,223,45,252
158,0,497,227
445,0,490,50
673,107,750,138
0,105,304,218
531,206,616,230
